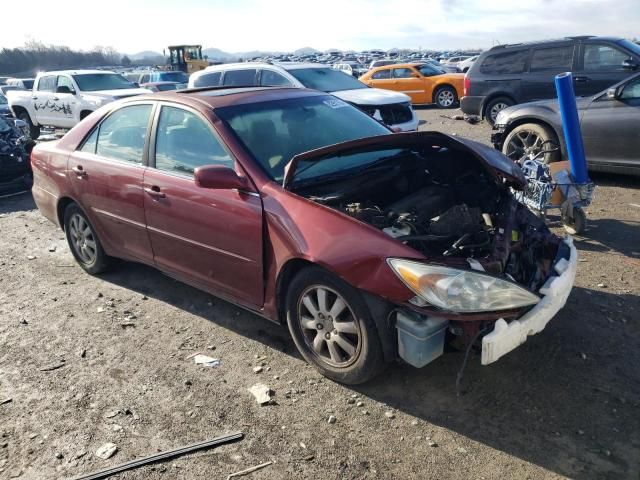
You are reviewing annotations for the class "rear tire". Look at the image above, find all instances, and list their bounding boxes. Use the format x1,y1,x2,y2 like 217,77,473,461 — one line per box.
484,96,514,125
434,86,458,109
17,111,40,140
285,266,385,385
63,203,112,274
502,123,560,164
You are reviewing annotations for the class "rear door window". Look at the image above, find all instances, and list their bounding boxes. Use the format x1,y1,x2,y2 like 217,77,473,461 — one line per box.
583,44,630,71
392,68,415,78
260,70,292,86
480,50,529,74
371,69,391,79
193,71,221,87
95,104,152,164
529,45,574,72
222,69,258,86
37,76,56,92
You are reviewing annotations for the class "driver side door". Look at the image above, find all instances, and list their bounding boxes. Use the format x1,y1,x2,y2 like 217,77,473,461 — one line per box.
391,67,428,104
143,104,265,308
52,75,79,129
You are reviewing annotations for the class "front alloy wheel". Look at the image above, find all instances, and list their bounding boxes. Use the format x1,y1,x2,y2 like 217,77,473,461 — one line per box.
286,267,385,384
298,285,361,367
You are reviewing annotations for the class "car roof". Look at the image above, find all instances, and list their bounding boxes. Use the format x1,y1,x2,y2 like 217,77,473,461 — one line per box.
488,35,627,51
203,62,330,72
38,69,116,76
123,86,326,110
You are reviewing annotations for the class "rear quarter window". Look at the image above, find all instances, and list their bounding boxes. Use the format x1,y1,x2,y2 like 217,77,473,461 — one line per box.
480,50,529,75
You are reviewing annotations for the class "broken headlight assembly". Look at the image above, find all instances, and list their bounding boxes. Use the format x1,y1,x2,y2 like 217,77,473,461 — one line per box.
387,259,540,313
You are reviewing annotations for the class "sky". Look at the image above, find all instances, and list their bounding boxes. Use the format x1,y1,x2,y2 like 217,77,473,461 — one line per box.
2,0,638,54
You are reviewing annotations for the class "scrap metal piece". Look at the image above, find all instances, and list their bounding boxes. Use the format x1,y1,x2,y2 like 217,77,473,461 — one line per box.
226,461,273,480
68,432,244,480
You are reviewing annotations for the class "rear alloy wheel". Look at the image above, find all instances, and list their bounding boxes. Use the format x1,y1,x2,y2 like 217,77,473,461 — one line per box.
484,96,514,125
63,204,112,274
434,86,457,108
502,123,560,164
286,267,384,384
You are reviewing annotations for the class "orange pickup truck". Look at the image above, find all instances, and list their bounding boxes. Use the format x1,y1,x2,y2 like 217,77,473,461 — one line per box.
360,63,464,108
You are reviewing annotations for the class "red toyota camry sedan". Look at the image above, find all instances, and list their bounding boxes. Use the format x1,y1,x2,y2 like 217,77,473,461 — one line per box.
31,87,577,384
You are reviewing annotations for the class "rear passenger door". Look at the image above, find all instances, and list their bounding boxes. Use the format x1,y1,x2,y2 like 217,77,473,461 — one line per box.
69,103,155,263
521,43,575,102
575,42,637,96
142,104,264,307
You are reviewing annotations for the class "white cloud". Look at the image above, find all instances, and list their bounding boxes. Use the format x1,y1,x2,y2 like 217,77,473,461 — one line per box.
1,0,637,53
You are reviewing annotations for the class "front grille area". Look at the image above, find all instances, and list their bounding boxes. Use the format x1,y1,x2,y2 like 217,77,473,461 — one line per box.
359,102,413,125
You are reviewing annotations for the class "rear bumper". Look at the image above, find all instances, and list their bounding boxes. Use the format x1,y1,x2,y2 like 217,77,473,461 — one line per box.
481,236,577,365
460,95,483,116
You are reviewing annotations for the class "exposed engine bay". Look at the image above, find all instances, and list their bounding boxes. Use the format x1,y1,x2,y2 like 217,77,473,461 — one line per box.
291,141,561,292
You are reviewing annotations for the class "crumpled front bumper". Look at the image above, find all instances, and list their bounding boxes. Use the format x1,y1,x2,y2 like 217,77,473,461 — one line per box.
481,236,578,365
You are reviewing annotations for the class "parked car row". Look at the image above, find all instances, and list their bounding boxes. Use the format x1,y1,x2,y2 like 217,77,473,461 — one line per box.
189,63,419,131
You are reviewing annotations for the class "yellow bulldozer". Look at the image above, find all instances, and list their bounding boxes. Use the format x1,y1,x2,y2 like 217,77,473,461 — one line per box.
167,45,209,74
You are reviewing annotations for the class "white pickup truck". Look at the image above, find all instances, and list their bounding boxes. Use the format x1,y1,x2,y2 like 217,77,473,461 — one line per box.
7,70,149,139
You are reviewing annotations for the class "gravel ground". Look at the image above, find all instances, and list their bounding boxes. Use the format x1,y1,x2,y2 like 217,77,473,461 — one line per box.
0,107,639,480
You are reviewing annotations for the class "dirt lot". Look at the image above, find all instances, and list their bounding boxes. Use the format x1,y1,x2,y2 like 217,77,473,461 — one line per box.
1,107,639,480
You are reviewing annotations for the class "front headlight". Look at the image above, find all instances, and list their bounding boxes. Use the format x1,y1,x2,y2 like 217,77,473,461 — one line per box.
387,259,540,313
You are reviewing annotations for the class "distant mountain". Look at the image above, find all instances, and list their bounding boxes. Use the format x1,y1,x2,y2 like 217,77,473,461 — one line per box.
293,47,320,56
129,50,163,60
202,48,238,61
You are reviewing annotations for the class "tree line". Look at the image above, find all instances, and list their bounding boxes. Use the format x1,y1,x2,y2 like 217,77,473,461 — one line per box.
0,42,125,77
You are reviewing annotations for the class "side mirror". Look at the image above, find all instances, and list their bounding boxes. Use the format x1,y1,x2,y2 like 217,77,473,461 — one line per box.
411,72,421,78
606,87,619,100
622,59,638,70
133,82,140,88
194,165,250,190
56,85,75,94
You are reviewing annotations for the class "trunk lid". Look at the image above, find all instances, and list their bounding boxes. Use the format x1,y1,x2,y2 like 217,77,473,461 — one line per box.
283,131,526,190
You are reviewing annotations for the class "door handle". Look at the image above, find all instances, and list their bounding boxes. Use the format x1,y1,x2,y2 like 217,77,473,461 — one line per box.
53,96,59,101
32,96,38,100
72,166,87,177
144,186,166,198
573,76,589,83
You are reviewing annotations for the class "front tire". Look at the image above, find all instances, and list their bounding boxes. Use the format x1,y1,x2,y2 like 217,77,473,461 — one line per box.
285,267,385,384
434,86,458,108
17,111,40,140
63,203,112,274
502,123,560,164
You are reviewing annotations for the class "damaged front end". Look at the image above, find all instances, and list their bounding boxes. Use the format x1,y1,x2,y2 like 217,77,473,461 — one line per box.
286,132,577,367
0,116,34,196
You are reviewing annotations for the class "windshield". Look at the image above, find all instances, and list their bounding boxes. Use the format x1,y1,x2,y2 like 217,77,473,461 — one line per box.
216,95,390,182
617,39,640,57
288,68,368,92
0,95,7,105
73,73,136,91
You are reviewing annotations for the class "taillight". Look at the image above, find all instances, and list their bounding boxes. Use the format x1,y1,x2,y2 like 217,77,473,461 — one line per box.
464,75,470,97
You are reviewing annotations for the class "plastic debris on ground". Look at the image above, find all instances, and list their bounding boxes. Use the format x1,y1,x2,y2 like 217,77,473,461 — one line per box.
193,354,221,367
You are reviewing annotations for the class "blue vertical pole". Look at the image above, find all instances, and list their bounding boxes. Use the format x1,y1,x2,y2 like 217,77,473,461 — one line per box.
554,72,589,183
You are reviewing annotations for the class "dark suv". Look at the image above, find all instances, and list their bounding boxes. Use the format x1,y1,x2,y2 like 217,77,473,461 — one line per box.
461,36,640,124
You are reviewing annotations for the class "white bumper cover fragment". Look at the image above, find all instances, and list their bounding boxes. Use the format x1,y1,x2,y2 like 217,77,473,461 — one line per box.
481,237,578,365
